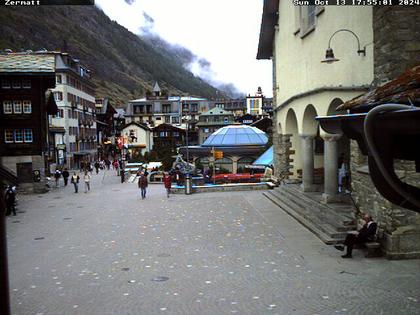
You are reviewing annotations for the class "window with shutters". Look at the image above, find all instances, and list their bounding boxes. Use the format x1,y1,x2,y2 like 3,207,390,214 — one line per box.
297,5,324,38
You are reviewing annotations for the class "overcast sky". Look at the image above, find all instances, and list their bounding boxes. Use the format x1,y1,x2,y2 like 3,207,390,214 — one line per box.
95,0,273,97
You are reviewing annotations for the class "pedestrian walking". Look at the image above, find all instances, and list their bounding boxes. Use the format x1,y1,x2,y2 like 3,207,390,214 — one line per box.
4,185,17,216
138,171,148,199
62,168,70,186
84,171,91,193
54,169,61,187
163,172,172,198
94,161,100,174
121,169,125,183
71,172,80,193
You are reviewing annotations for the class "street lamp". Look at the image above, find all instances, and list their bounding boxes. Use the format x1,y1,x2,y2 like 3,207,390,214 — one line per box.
181,100,190,169
182,99,192,194
321,29,366,64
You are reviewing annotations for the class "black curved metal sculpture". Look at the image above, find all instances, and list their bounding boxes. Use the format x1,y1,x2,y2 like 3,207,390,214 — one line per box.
317,105,420,212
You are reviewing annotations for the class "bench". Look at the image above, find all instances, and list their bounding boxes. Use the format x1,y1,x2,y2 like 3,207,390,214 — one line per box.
365,242,382,258
347,231,383,258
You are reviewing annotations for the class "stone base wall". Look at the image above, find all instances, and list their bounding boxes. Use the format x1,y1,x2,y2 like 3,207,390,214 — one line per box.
0,155,48,194
273,133,292,182
350,140,420,259
373,7,420,85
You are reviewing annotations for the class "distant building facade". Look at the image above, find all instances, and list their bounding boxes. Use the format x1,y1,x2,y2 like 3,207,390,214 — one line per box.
120,122,153,157
152,123,186,148
50,52,97,168
214,98,246,116
246,87,265,116
124,82,212,128
196,108,235,144
0,52,58,192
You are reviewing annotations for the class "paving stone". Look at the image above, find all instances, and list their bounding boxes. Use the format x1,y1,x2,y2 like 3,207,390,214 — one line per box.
6,169,420,315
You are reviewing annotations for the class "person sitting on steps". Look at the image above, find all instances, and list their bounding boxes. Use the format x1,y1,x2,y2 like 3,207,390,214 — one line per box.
335,214,377,258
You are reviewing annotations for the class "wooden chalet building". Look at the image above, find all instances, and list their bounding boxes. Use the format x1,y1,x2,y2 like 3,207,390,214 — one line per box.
152,123,186,148
0,53,57,193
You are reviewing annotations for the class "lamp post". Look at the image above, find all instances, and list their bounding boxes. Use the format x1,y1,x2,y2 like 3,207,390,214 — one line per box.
183,99,192,194
321,29,366,64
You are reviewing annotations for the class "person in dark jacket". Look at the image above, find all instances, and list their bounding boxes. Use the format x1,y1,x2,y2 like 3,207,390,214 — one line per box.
54,169,61,187
138,171,148,199
335,214,377,258
120,169,125,183
62,168,70,186
5,186,16,216
163,172,172,198
94,161,100,174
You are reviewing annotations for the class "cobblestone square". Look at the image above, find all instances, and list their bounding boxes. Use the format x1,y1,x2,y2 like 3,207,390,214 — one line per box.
6,170,420,314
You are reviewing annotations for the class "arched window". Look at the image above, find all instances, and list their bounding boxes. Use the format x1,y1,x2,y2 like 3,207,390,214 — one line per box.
215,157,233,173
237,157,254,173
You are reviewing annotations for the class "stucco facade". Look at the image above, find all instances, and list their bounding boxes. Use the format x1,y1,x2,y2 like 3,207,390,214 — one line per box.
273,5,373,192
258,2,420,259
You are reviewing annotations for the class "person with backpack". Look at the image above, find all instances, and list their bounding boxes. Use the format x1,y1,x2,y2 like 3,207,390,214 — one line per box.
70,172,80,193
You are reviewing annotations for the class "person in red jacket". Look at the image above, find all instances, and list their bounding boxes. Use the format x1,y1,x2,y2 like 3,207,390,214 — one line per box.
163,172,172,198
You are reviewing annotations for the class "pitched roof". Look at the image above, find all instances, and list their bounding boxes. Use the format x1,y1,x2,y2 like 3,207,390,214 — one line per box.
153,81,161,92
337,65,420,111
120,122,151,131
200,108,234,116
257,0,279,60
0,53,55,73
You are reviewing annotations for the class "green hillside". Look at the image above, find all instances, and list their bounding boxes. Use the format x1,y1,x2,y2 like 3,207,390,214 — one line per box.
0,5,221,106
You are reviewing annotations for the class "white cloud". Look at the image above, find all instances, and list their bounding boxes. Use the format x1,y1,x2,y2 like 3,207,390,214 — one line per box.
95,0,272,97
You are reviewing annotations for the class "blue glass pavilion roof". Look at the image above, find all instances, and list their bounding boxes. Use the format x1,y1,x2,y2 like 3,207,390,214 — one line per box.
253,146,273,166
202,125,268,147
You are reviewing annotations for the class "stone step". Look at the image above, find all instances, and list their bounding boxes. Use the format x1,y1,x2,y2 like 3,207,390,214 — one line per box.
270,188,354,233
269,189,350,238
263,191,346,244
282,185,355,227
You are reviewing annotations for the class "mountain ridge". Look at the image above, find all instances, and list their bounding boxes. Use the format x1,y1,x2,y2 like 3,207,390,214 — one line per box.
0,5,223,106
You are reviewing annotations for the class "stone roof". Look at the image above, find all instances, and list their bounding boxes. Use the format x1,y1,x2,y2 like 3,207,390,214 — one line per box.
0,53,55,73
338,65,420,111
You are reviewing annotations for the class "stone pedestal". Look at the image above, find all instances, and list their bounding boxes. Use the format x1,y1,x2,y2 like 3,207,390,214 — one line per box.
300,134,315,192
322,134,341,203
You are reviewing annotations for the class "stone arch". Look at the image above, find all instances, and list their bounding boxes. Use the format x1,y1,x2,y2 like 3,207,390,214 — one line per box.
325,97,351,194
237,157,254,173
195,157,210,170
285,108,302,180
327,98,346,116
302,104,319,136
215,157,233,173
